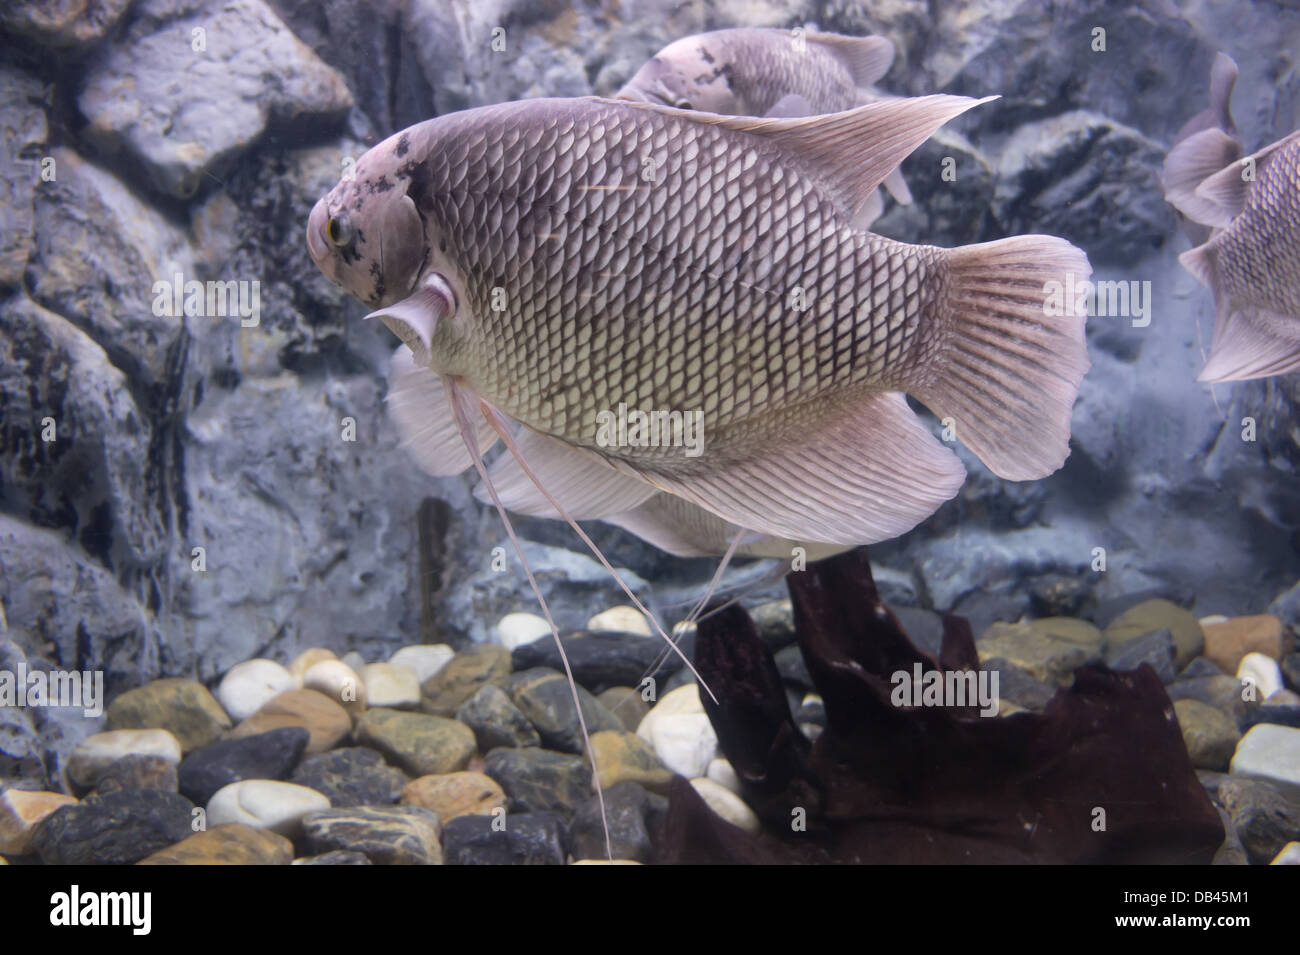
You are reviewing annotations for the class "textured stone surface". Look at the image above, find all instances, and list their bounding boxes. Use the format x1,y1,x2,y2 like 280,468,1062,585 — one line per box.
1175,699,1241,773
138,823,294,864
0,787,78,855
94,754,180,796
977,618,1105,686
31,789,194,865
506,668,623,754
589,730,671,794
483,747,592,817
354,707,476,777
105,680,231,752
511,631,682,693
178,727,310,804
0,0,133,51
301,805,442,864
441,811,567,865
206,779,330,836
231,689,351,754
401,772,507,822
421,645,512,717
1216,777,1300,865
455,683,540,750
68,729,182,789
290,746,409,807
570,780,663,863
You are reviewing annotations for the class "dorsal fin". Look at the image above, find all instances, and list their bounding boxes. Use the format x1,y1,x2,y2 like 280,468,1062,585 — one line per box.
806,33,896,87
601,93,995,219
1193,132,1295,223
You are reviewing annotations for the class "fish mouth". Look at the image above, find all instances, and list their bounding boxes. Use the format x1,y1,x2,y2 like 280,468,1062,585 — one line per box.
306,199,329,265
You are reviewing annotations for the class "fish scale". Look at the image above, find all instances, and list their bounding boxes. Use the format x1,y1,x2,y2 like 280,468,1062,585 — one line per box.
410,100,937,465
1218,139,1300,315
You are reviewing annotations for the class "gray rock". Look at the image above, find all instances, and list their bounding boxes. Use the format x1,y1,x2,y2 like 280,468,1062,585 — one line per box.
78,0,353,198
290,746,410,807
0,66,46,288
483,747,592,817
441,811,569,865
293,849,373,864
1211,807,1248,866
749,600,795,652
1216,777,1300,865
510,629,682,693
93,755,180,796
301,804,442,865
0,704,44,789
505,668,623,754
1104,628,1179,684
773,645,813,690
0,0,133,52
178,727,311,804
456,684,541,750
31,789,195,865
891,607,946,660
980,658,1055,711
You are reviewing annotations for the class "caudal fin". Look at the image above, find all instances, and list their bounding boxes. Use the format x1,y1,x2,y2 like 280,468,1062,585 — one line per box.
911,236,1091,481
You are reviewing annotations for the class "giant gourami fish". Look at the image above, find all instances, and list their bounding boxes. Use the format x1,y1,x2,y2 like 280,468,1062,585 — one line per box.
1164,53,1300,382
618,26,913,226
306,92,1091,856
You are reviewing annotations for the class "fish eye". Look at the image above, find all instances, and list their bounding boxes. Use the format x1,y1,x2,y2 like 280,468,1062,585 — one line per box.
675,98,693,110
326,214,354,247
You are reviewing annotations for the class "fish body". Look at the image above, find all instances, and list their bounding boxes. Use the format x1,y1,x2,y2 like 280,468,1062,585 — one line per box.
1165,53,1300,381
308,94,1090,549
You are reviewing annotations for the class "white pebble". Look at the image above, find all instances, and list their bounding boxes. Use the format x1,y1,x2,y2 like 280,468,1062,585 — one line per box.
706,757,742,795
216,659,295,722
1271,842,1300,865
651,712,717,778
586,606,652,637
361,662,421,709
288,648,337,687
68,729,181,787
1230,723,1300,796
1237,652,1284,700
207,780,330,836
388,644,455,683
689,777,760,834
495,612,552,650
302,660,366,713
635,682,703,744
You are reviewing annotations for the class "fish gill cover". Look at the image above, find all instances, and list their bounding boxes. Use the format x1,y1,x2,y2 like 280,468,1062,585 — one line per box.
0,0,1296,875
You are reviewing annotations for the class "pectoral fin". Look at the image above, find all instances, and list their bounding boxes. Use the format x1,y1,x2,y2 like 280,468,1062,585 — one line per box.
365,273,457,366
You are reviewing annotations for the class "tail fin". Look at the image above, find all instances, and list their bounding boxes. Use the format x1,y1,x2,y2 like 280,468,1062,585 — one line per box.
911,236,1091,480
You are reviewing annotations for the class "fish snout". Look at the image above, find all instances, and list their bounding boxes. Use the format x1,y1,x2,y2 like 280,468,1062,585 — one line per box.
306,198,330,267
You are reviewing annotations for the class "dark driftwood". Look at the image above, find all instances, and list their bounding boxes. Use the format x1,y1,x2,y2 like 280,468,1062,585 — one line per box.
655,547,1223,864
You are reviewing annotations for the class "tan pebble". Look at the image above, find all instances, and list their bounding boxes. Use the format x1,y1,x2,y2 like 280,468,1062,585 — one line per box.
0,789,78,855
302,660,367,719
401,772,506,821
288,648,338,686
1202,615,1283,674
231,689,351,754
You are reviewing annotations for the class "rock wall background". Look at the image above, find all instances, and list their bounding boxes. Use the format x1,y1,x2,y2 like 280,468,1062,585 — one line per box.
1,0,1298,736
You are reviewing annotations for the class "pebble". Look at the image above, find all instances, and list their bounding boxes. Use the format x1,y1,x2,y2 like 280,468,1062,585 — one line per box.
483,747,592,816
774,644,814,689
388,644,455,684
495,612,552,650
1216,776,1300,864
94,754,180,796
0,788,77,855
207,779,331,836
1212,806,1248,865
288,648,338,686
178,726,311,805
750,600,796,651
456,683,540,749
401,772,507,821
302,660,367,718
1173,699,1240,772
104,679,231,752
67,728,182,788
511,631,683,693
689,777,761,834
589,730,672,793
1180,656,1226,678
441,811,567,865
215,659,296,722
570,780,663,863
597,685,651,733
340,651,367,674
649,712,717,779
361,662,421,709
1104,627,1178,683
421,644,512,717
1104,599,1204,670
980,658,1056,711
978,618,1105,685
1166,675,1246,718
301,805,443,865
1243,702,1300,732
354,707,477,776
31,789,194,865
1229,723,1300,796
290,747,410,807
507,668,623,753
586,605,652,637
1271,842,1300,865
707,758,742,795
292,850,373,864
1237,652,1284,701
230,689,352,754
635,682,705,744
1201,614,1284,674
138,823,293,865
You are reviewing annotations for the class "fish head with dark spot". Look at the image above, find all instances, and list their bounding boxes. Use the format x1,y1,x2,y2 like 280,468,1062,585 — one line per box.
307,139,429,309
618,36,737,112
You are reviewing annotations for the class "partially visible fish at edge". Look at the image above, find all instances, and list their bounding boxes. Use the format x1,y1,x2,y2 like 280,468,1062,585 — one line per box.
617,26,913,229
1164,53,1300,382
